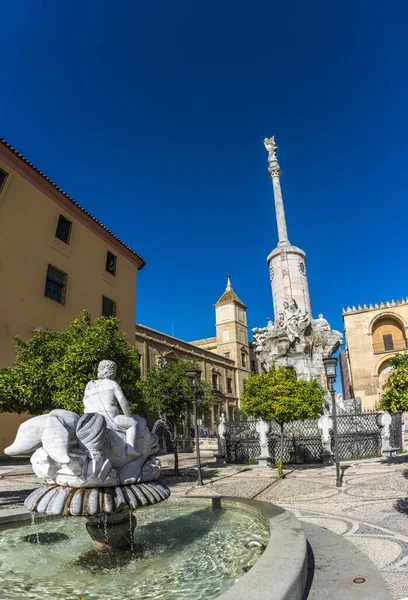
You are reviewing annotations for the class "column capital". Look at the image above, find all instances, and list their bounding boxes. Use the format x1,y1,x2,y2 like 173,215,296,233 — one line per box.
268,166,282,178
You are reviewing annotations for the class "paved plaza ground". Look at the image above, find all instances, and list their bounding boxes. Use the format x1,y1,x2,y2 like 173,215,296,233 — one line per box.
1,453,407,599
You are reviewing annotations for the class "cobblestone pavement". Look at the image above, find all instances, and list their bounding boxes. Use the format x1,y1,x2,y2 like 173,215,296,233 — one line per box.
1,455,407,599
162,455,408,600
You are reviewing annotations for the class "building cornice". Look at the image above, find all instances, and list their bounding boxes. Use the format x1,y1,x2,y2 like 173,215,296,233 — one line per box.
0,138,146,269
342,297,408,317
135,324,235,368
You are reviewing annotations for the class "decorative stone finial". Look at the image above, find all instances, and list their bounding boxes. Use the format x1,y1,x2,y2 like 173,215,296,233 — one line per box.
226,273,232,291
318,313,324,319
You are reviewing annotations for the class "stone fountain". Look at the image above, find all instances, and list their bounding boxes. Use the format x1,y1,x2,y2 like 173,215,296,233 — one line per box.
5,360,170,552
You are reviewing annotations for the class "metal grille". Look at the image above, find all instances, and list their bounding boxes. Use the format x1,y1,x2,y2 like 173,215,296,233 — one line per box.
45,264,67,304
102,295,117,317
268,419,322,464
389,412,403,450
334,409,381,460
225,418,260,463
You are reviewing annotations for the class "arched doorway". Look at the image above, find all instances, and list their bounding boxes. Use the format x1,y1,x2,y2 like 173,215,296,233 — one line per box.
377,359,393,401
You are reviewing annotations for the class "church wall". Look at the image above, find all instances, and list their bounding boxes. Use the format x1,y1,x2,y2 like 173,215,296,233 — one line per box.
343,302,408,409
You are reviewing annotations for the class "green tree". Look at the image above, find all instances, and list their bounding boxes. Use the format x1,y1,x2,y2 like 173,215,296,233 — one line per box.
378,353,408,412
242,365,325,464
0,310,143,415
143,359,213,475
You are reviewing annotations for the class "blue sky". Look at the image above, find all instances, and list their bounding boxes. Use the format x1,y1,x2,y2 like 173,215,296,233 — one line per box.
1,1,407,346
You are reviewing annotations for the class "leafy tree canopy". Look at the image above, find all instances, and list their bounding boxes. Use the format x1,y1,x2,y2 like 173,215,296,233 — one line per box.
0,310,143,415
242,365,325,424
378,353,408,412
143,359,213,420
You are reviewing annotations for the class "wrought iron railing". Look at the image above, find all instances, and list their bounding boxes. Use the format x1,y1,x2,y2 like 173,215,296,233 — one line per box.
390,412,403,449
224,408,404,464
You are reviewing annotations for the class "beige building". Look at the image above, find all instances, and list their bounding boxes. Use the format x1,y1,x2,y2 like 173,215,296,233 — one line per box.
341,299,408,409
0,137,145,453
135,277,260,433
135,324,239,431
191,276,258,400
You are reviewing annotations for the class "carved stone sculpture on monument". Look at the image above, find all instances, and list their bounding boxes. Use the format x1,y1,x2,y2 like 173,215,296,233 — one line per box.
5,360,160,487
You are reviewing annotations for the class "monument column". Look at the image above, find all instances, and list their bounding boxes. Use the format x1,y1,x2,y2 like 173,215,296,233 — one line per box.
267,149,288,246
264,137,312,321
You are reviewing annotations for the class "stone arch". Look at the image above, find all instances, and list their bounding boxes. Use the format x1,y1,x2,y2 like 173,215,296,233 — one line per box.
376,357,394,398
370,313,407,354
368,311,408,335
373,354,396,377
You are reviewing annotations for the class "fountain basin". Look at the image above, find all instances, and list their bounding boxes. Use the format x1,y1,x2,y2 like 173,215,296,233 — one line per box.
0,496,307,600
25,481,170,515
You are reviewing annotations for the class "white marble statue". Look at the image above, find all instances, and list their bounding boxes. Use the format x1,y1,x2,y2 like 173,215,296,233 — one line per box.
256,419,270,466
280,298,309,344
217,412,226,440
5,360,160,487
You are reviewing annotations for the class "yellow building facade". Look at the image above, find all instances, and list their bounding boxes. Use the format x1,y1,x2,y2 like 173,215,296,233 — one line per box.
0,138,145,453
341,299,408,409
135,277,260,436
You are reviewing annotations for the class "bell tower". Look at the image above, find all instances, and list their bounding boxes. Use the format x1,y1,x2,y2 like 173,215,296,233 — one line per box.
215,275,251,398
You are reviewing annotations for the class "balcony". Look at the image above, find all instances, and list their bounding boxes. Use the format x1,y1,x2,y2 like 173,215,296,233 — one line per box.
372,338,407,355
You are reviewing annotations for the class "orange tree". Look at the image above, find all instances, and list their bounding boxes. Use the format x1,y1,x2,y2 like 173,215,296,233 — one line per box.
0,310,143,415
242,365,325,463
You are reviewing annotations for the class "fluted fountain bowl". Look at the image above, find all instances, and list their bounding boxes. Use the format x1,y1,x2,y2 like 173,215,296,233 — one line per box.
25,482,170,516
25,481,171,552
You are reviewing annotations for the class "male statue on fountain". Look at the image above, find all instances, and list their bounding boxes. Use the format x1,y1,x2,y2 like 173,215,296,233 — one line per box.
83,360,140,459
5,360,160,487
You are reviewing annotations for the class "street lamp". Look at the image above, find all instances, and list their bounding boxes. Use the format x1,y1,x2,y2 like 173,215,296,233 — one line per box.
187,369,204,486
323,357,341,487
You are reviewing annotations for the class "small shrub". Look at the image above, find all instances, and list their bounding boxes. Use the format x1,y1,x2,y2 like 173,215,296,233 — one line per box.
275,458,283,478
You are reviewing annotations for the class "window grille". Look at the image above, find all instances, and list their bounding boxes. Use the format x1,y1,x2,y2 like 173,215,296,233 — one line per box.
102,295,117,317
45,265,67,304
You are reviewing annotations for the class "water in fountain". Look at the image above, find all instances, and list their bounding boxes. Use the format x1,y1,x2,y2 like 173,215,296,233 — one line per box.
0,501,269,600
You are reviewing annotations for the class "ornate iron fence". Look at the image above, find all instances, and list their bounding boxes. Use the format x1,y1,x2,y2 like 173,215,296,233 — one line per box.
267,419,322,464
225,417,321,464
225,408,403,464
333,409,381,460
389,412,403,450
225,418,260,463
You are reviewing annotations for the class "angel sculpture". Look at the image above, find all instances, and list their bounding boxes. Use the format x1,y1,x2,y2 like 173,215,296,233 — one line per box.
264,136,278,164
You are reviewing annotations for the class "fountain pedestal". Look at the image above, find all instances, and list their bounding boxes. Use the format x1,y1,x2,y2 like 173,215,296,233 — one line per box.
86,511,136,552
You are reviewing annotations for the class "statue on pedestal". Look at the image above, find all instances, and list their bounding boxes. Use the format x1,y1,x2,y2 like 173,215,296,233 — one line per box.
5,360,160,487
215,412,227,465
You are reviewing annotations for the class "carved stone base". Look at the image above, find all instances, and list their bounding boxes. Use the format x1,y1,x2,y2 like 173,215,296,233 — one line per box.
24,481,170,516
214,454,227,466
320,450,333,465
86,511,136,552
